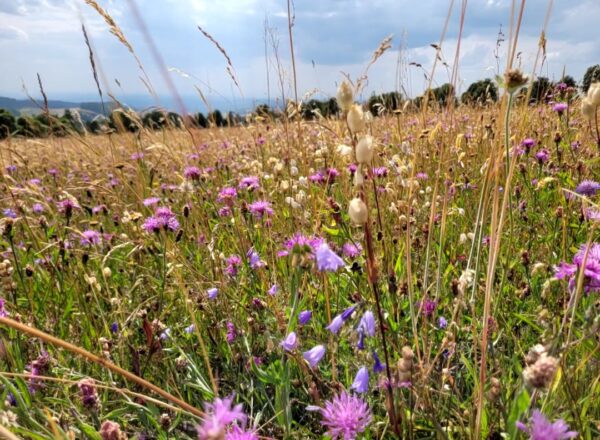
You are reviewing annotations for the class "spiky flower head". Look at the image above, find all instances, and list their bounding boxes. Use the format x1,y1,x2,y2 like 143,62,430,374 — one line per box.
516,410,577,440
315,391,372,440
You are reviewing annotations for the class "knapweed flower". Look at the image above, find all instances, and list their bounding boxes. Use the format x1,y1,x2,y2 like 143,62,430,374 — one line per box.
358,311,375,337
217,187,237,204
298,310,312,325
80,230,101,246
535,148,550,164
552,102,568,114
225,425,259,440
225,255,242,277
57,198,79,217
315,242,345,272
312,391,372,440
143,197,161,207
78,378,99,409
280,332,298,352
183,166,201,180
2,209,17,219
0,298,10,318
100,421,124,440
516,410,577,440
226,322,237,343
239,176,260,190
521,138,536,152
350,367,369,393
303,345,326,368
575,180,600,197
197,395,248,440
32,203,44,214
554,242,600,293
143,207,179,233
248,200,273,219
342,242,362,259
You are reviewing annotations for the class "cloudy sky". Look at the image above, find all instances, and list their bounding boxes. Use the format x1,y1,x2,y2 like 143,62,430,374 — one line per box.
0,0,598,111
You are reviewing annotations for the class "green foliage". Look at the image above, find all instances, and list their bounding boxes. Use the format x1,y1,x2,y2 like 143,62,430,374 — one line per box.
582,64,600,93
461,79,498,105
367,91,403,115
0,108,16,138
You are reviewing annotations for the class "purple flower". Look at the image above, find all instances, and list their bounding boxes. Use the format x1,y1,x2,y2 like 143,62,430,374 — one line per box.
298,310,312,325
341,305,358,320
3,208,17,219
143,207,179,233
268,284,278,296
217,187,237,204
535,149,550,164
438,316,448,329
0,298,10,318
32,203,45,214
351,367,369,393
197,395,248,440
225,255,242,277
418,298,437,317
57,198,79,216
521,138,536,149
358,311,375,337
416,172,428,180
185,324,195,334
247,248,265,269
131,152,144,160
315,243,345,272
555,243,600,293
218,207,232,217
110,322,118,333
516,410,577,440
80,230,101,246
184,166,201,180
280,332,298,352
303,345,326,368
239,176,260,190
575,180,600,197
143,197,161,206
226,322,236,343
316,391,372,440
342,242,362,259
78,378,99,409
327,315,345,335
207,288,219,299
225,426,258,440
552,102,568,114
371,166,388,178
248,200,273,219
372,351,385,374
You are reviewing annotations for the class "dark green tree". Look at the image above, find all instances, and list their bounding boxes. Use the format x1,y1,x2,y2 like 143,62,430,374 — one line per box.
109,110,140,133
208,110,225,127
528,77,552,103
559,75,576,88
582,65,600,93
0,109,16,139
461,79,498,105
196,112,208,128
367,91,403,115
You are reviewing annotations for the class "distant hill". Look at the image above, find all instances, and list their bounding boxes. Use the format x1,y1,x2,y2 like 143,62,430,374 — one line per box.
0,96,116,121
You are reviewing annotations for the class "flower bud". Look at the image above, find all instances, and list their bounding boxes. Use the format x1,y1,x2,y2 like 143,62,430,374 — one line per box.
336,81,354,112
587,82,600,106
347,104,366,133
355,135,374,164
353,167,364,187
504,68,527,92
348,198,368,225
581,98,594,120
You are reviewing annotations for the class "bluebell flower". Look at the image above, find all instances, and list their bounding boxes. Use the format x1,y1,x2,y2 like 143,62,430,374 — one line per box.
326,314,345,335
438,316,448,329
315,242,345,272
110,322,118,334
358,310,375,337
357,330,365,350
185,324,195,334
280,332,298,352
298,310,312,325
207,287,218,299
268,284,278,296
341,305,357,320
351,367,369,393
160,328,171,340
372,351,385,374
303,345,326,368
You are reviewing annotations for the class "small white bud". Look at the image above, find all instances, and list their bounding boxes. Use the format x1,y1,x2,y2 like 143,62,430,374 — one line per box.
581,97,595,120
459,233,467,244
347,104,366,133
336,144,353,157
353,167,364,187
587,82,600,106
348,198,368,225
355,135,374,164
336,81,354,112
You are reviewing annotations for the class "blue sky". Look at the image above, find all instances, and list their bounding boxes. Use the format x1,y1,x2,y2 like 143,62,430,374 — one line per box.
0,0,598,111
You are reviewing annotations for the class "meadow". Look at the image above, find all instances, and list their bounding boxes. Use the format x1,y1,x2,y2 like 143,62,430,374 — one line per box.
0,76,599,439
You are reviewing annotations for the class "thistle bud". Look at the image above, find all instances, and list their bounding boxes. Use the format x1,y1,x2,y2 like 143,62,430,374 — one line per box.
336,81,354,112
347,104,366,133
348,198,368,225
355,135,374,164
503,68,527,92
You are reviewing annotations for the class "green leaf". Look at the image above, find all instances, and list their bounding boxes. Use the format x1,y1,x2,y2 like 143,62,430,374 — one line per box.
507,387,530,440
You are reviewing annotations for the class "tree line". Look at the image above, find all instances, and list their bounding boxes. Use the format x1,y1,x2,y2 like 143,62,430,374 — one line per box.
1,64,599,139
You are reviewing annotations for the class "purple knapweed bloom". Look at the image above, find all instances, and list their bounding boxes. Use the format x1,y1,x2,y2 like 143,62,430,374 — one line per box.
217,187,237,204
239,176,260,190
143,206,179,233
315,242,345,272
280,332,298,352
3,208,17,219
535,149,550,164
516,410,577,440
32,203,45,214
0,298,9,318
248,200,273,219
303,345,326,368
555,243,600,293
247,248,265,270
225,255,242,277
575,180,600,197
197,395,248,440
225,426,259,440
226,322,237,343
80,230,101,246
552,102,568,114
351,367,369,393
183,166,201,180
57,198,79,216
342,242,362,259
143,197,161,207
298,310,312,325
313,391,372,440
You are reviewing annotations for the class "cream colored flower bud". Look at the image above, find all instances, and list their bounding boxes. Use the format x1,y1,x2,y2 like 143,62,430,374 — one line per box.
587,82,600,106
348,198,368,225
353,167,364,187
355,135,374,164
581,98,595,120
102,267,112,277
336,81,354,112
459,233,467,244
347,104,366,133
336,144,353,157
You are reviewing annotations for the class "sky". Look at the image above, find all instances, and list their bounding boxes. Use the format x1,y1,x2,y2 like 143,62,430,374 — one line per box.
0,0,599,112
